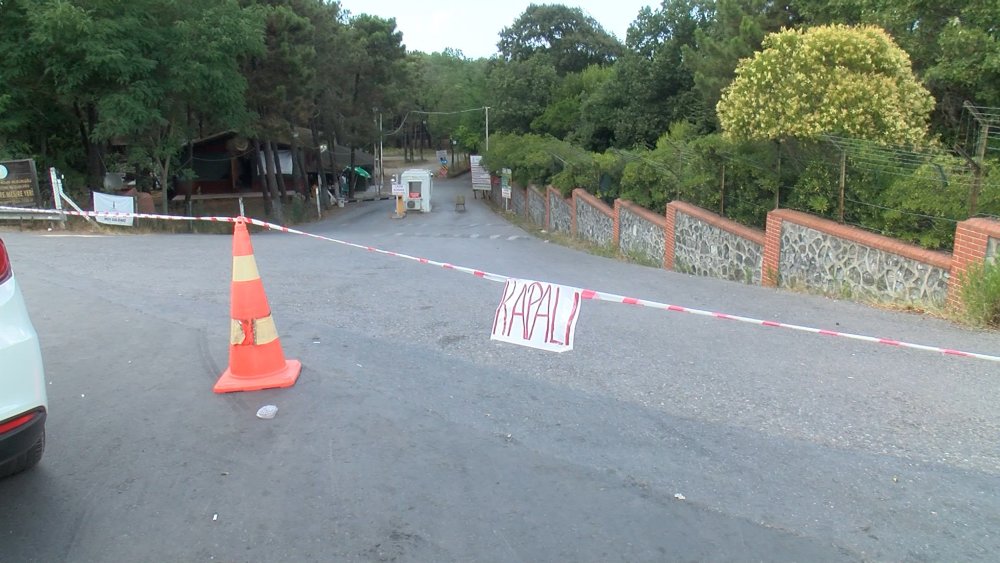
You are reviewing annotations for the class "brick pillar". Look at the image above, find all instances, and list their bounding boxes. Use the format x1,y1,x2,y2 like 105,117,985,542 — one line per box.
762,211,783,287
613,199,622,249
947,218,998,308
664,202,677,270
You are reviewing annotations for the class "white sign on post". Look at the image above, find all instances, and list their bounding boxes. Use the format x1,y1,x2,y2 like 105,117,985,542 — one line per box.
491,278,583,353
391,183,405,196
501,167,511,199
93,191,135,226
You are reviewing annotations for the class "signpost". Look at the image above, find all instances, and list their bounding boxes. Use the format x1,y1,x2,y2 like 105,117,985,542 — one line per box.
470,155,491,199
0,159,67,222
501,167,511,211
391,178,405,218
0,159,40,208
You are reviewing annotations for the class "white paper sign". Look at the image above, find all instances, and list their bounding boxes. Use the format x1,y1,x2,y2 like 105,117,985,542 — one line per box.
491,278,582,353
93,191,135,226
391,183,405,196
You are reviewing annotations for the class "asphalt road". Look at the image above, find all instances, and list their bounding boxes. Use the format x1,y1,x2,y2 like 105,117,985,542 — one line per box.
1,172,998,562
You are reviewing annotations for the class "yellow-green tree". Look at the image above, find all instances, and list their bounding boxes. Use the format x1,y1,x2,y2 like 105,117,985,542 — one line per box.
717,24,935,145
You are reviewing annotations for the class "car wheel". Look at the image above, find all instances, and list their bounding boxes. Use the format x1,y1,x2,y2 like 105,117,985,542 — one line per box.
0,430,44,478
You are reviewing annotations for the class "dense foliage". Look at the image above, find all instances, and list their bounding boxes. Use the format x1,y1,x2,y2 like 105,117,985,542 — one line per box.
960,261,1000,328
0,0,407,220
1,0,998,242
717,25,935,145
475,1,1000,250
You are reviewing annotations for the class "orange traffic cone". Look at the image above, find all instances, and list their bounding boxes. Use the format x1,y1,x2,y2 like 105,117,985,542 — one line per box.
213,219,301,393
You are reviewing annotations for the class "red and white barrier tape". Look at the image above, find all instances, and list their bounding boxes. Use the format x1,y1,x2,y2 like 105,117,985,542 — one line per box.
0,206,240,224
5,205,999,363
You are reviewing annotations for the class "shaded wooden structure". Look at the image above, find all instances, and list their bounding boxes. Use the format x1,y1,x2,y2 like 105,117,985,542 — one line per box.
177,130,374,199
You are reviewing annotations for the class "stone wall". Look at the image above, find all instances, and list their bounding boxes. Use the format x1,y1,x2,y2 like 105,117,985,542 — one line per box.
770,211,952,304
672,205,764,285
548,188,572,233
617,201,665,266
574,189,613,247
528,186,546,228
492,180,1000,309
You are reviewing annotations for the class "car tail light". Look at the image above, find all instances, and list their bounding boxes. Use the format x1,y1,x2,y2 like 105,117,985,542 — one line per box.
0,412,36,434
0,238,11,284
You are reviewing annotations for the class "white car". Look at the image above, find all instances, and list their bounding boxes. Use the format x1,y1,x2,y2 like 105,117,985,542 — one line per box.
0,236,47,478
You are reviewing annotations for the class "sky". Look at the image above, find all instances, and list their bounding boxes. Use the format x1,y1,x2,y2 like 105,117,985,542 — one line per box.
337,1,656,59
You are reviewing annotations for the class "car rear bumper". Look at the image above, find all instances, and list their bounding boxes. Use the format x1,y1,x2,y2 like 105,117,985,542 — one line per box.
0,275,48,420
0,408,46,466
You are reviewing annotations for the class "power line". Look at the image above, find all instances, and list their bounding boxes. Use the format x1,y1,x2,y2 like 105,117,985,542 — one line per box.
384,106,487,137
843,197,962,223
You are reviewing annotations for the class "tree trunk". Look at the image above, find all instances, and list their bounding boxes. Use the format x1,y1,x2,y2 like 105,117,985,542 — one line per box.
294,137,310,199
311,118,331,208
419,122,424,161
182,139,194,213
403,127,409,163
348,147,357,199
271,141,288,199
263,140,284,223
288,125,307,197
254,139,273,218
74,102,106,192
157,158,171,215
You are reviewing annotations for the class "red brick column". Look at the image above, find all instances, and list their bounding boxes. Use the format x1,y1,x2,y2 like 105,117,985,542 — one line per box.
664,202,677,270
613,199,621,248
762,211,784,287
948,218,1000,308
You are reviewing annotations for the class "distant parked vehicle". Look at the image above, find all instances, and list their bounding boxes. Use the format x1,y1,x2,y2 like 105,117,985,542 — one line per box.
0,237,47,478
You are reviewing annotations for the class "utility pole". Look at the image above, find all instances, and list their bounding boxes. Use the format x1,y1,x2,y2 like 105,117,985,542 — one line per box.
378,112,383,196
971,115,989,217
839,149,847,224
956,102,993,217
420,120,426,161
774,140,782,209
485,106,490,152
719,163,726,217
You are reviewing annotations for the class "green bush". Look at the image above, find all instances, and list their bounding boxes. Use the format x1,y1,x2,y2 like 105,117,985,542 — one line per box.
960,260,1000,328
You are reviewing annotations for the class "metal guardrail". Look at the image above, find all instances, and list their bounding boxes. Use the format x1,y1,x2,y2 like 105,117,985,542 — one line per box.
0,208,65,221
